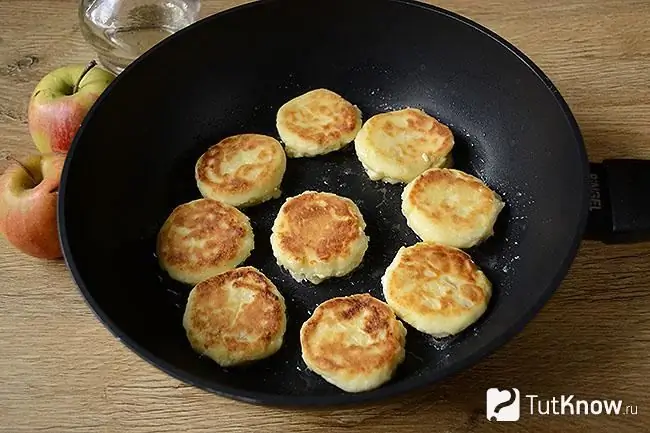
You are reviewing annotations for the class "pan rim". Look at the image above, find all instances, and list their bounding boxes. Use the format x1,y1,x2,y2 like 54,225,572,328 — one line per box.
58,0,590,408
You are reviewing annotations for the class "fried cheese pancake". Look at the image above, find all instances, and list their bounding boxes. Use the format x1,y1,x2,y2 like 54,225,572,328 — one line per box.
300,294,407,392
354,108,454,183
402,168,505,248
382,242,492,337
276,89,363,158
195,134,287,207
270,191,368,284
156,198,254,285
183,266,286,367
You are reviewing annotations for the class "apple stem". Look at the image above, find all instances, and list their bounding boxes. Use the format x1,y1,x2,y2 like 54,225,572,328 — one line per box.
4,155,37,184
73,60,98,94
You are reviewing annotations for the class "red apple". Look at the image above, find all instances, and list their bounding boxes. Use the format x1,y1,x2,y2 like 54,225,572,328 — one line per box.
27,61,115,154
0,153,66,259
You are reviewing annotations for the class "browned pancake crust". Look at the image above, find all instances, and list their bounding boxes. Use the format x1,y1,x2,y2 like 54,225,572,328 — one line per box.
274,192,363,262
281,89,360,146
372,108,453,162
385,243,488,318
157,199,250,274
405,168,498,228
185,267,285,358
300,294,405,373
195,134,284,194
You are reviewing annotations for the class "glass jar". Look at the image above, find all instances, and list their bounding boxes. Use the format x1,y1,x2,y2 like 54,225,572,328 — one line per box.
79,0,201,74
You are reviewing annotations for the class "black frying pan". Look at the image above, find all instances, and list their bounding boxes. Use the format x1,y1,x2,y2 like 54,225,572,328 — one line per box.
58,0,650,407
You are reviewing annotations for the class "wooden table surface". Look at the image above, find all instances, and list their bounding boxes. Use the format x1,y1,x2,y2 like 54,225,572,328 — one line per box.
1,0,649,431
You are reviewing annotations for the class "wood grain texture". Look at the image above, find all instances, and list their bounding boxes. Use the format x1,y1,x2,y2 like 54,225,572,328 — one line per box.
1,0,649,432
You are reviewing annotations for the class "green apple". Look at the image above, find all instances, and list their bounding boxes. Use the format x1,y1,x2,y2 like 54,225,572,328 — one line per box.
27,61,115,154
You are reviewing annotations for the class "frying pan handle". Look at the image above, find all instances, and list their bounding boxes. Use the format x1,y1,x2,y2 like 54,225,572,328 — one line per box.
585,159,650,244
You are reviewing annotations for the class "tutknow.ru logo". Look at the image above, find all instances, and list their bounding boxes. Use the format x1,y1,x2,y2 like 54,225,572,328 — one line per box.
486,388,638,422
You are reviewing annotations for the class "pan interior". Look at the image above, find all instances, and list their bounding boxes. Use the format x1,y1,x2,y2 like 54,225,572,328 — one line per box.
60,0,587,403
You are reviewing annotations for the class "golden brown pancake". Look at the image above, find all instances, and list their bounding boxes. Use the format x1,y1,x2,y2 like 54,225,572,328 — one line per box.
183,266,287,367
195,134,286,207
382,242,492,337
270,191,368,284
354,108,454,183
402,168,505,248
300,293,407,392
276,89,363,157
156,198,254,285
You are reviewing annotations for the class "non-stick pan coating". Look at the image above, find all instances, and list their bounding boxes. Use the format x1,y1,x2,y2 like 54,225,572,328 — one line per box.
59,0,589,407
